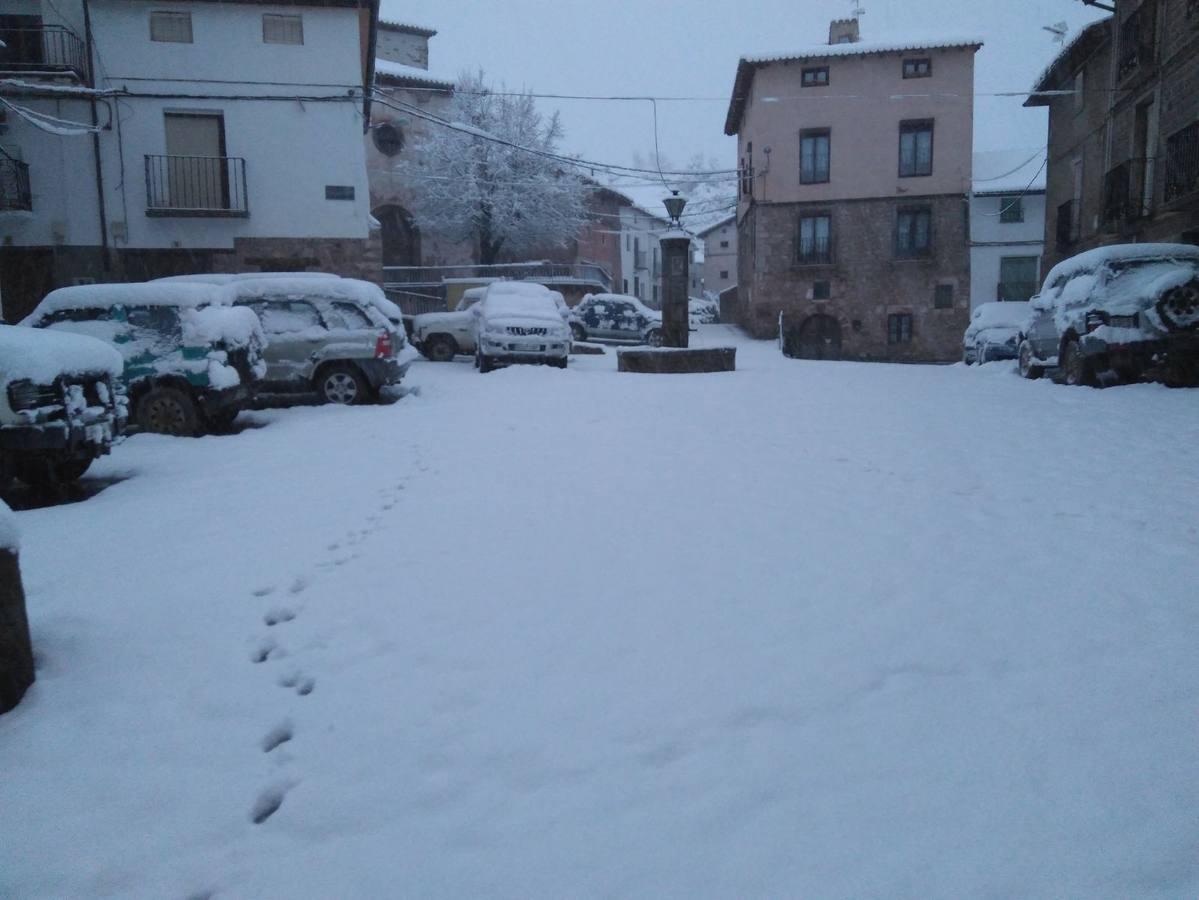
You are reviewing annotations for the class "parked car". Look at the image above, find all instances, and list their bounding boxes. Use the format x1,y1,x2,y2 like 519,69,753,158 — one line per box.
1018,244,1199,385
411,287,489,362
473,282,572,372
963,301,1030,364
223,277,411,405
570,293,663,345
0,324,125,487
23,283,264,436
689,296,720,325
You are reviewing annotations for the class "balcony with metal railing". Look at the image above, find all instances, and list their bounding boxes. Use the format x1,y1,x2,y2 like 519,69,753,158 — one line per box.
1056,199,1080,248
1165,121,1199,206
0,153,32,212
0,24,88,81
144,155,248,217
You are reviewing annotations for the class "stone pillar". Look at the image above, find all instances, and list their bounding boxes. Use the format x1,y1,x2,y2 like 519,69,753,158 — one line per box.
0,548,35,714
659,231,691,348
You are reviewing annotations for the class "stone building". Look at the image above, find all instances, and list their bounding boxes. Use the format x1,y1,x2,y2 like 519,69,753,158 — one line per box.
0,0,381,323
724,18,980,362
1026,1,1199,272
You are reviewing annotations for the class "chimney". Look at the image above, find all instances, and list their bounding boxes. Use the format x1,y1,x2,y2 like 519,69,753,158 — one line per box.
828,18,860,45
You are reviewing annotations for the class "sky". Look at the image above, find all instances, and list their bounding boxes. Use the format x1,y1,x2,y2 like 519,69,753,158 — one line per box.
380,0,1109,178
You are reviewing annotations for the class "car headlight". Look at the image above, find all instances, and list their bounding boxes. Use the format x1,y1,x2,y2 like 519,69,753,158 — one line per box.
7,379,41,411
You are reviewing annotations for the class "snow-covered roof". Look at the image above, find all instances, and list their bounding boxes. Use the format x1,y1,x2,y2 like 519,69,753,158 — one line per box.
27,282,229,320
695,214,737,237
0,322,124,382
377,19,436,37
0,499,16,553
972,148,1047,195
373,58,454,90
1025,17,1110,106
1044,243,1199,285
155,272,340,285
726,34,983,134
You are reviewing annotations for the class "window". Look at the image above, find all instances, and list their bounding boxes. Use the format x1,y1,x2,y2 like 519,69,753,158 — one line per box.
896,206,932,257
719,270,729,279
934,284,954,309
328,301,373,329
1072,70,1085,114
903,58,931,79
998,256,1040,301
126,306,181,338
250,300,323,334
813,280,830,300
372,123,404,156
888,313,913,343
999,195,1024,223
652,285,659,304
720,240,729,248
262,13,303,44
1165,121,1199,203
899,120,934,177
150,11,192,43
740,142,754,198
802,66,829,87
633,276,640,297
800,129,830,184
797,214,832,263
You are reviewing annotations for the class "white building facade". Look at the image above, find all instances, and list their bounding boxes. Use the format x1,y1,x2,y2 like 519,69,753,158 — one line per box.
0,0,378,322
970,150,1047,310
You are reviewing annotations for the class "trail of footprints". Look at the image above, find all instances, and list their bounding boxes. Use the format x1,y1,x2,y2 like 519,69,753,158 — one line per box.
245,474,416,825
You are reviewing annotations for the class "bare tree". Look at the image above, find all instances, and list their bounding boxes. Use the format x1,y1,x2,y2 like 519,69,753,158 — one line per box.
403,71,590,265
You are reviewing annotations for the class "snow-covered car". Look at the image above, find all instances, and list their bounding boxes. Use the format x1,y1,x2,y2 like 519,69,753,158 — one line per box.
411,287,488,362
473,282,572,372
23,283,265,436
963,301,1030,365
223,277,410,405
570,293,663,345
689,296,720,325
1018,244,1199,386
0,324,125,487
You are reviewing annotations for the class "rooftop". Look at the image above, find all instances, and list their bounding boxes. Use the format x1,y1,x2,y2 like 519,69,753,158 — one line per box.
377,19,436,37
373,58,455,90
1025,17,1110,107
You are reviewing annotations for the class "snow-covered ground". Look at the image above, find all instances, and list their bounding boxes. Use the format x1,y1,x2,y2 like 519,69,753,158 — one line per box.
2,327,1197,899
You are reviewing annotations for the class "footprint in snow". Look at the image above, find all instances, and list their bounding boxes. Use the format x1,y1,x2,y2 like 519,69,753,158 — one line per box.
250,783,290,824
278,670,315,696
288,576,309,595
264,607,296,627
250,638,284,664
262,720,294,753
252,586,276,598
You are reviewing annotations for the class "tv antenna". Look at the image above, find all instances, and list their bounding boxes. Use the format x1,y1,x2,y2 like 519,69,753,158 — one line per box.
1042,21,1068,46
850,1,866,18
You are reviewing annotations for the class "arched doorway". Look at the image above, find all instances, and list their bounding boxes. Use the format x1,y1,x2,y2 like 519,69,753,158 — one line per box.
788,313,842,360
374,205,421,267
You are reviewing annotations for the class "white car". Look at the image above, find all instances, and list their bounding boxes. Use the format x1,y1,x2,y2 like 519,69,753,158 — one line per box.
411,287,488,362
473,283,572,372
963,302,1030,365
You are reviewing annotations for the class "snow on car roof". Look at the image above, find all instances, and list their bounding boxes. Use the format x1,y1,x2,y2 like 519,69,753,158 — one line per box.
27,282,230,319
0,498,16,552
970,301,1031,327
154,272,340,285
480,284,562,319
0,322,124,382
584,292,659,316
1043,243,1199,285
224,276,388,306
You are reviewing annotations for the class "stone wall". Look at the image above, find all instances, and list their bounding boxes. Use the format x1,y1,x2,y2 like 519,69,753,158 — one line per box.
0,549,35,714
738,195,971,362
214,236,382,284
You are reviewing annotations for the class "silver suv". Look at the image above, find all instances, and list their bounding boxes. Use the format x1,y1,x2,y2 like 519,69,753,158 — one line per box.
224,277,411,404
1019,244,1199,386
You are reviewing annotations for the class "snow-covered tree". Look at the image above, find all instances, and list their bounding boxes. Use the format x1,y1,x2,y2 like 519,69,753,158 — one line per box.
404,71,590,265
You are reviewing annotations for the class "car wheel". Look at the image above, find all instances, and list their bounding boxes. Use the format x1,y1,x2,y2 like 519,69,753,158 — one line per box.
1156,280,1199,332
552,356,568,369
1061,338,1092,387
1017,340,1043,380
137,386,201,436
645,328,663,347
425,335,457,362
477,352,494,374
570,322,586,342
318,364,368,405
14,457,92,487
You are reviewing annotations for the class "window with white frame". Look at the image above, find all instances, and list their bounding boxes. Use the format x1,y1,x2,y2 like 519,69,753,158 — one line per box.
263,14,303,45
150,11,193,43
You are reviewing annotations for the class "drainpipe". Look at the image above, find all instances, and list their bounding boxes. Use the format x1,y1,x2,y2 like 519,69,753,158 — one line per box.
81,0,111,273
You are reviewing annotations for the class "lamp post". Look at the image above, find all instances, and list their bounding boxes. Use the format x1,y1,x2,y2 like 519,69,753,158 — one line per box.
659,191,690,348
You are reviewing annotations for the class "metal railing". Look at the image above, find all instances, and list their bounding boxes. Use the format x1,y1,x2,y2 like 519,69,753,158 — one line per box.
0,25,88,81
1104,158,1154,225
1165,122,1199,204
797,235,834,264
997,281,1038,302
382,260,612,291
0,155,32,212
144,155,248,216
1056,199,1080,248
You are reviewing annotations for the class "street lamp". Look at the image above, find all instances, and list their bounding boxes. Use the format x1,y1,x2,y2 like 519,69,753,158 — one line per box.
663,190,687,227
